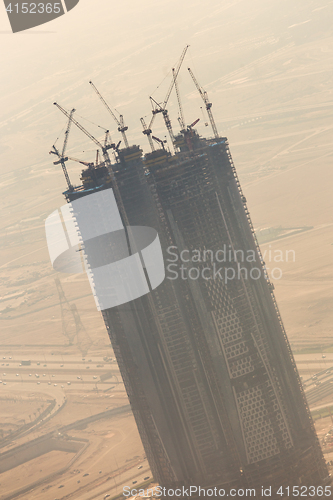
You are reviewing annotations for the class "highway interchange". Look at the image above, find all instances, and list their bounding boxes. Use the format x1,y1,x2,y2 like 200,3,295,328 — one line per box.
0,350,332,500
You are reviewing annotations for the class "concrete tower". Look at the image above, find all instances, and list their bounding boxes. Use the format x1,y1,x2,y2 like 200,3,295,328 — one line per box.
60,133,329,497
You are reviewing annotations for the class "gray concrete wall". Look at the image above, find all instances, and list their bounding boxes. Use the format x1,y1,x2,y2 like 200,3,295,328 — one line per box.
0,435,85,473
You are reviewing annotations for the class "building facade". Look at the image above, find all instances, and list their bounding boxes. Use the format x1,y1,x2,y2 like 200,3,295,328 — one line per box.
64,135,329,497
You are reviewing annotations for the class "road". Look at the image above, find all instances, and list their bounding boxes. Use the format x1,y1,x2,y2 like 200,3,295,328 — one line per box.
0,352,120,390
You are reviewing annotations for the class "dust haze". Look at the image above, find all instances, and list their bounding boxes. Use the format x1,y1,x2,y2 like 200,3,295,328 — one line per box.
0,0,333,498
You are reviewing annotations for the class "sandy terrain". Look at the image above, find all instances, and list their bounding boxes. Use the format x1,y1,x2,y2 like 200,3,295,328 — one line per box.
260,225,333,350
0,378,147,500
0,450,75,496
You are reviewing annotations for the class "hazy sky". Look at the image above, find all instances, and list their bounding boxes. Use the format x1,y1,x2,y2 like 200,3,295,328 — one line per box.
2,0,330,171
0,0,332,230
0,0,333,347
0,6,333,497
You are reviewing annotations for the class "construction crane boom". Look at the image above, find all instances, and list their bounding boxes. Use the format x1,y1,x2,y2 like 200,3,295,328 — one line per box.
152,135,166,150
161,45,189,110
188,67,219,139
68,156,93,167
54,103,114,155
52,154,94,168
61,108,75,156
173,67,185,130
51,108,106,187
53,102,130,229
89,81,129,148
50,109,76,192
189,118,200,128
143,45,189,150
151,46,189,147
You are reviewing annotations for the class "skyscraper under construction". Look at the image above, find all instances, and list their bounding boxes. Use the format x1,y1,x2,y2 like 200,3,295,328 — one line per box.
54,102,329,497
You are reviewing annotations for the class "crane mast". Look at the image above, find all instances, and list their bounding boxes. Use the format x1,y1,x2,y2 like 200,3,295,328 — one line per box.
62,108,74,156
50,144,73,191
140,117,155,152
139,101,158,150
89,81,130,148
188,67,219,139
159,45,189,110
50,108,76,191
54,103,113,162
150,45,189,147
173,67,185,130
142,45,189,151
150,96,175,146
118,115,128,146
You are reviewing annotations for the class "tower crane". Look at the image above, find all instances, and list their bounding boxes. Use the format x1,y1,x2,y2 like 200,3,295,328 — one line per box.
140,117,155,152
188,67,219,139
89,81,130,148
53,103,130,228
54,103,114,164
50,108,75,191
50,153,95,169
141,45,189,151
152,135,167,151
62,107,74,157
149,45,189,146
173,67,185,131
